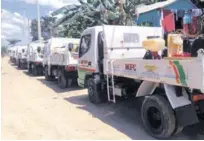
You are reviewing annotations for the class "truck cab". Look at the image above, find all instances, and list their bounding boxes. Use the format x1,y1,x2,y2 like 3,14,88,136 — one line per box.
43,37,80,88
77,26,103,87
27,41,45,75
78,25,204,139
77,26,162,87
16,45,28,69
13,46,18,64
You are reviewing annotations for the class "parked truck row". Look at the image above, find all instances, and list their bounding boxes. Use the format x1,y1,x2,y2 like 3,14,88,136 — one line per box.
8,25,204,139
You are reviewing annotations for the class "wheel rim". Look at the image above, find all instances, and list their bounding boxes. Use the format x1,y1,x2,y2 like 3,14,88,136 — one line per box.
146,106,162,133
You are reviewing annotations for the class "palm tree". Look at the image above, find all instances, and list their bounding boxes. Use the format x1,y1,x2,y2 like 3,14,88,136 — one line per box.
7,39,21,46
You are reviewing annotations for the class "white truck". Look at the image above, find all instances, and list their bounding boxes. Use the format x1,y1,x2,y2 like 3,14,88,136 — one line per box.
43,37,80,88
77,25,204,139
16,45,28,69
9,46,18,64
8,47,15,63
27,40,45,76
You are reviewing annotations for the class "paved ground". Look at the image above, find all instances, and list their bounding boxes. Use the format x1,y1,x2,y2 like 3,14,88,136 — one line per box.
1,57,204,140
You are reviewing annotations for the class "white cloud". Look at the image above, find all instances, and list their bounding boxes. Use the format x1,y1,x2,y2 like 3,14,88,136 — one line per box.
1,9,32,46
21,0,79,9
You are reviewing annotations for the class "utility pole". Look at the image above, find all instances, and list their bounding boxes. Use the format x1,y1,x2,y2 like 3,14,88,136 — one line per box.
22,9,30,45
23,10,26,37
37,0,42,41
27,19,30,44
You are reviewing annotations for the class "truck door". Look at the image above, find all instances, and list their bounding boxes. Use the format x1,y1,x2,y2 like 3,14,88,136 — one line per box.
78,32,96,87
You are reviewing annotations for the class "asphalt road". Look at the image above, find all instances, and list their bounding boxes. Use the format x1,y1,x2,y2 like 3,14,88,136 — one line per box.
1,57,204,140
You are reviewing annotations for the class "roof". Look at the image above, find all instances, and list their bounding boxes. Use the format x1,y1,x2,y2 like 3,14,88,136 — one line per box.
136,0,177,14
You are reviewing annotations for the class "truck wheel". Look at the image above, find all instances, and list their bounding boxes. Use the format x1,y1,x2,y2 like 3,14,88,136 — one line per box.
17,60,21,68
141,95,176,139
87,78,105,104
20,62,24,69
45,66,54,81
32,64,38,76
20,62,22,69
28,64,32,74
58,70,67,89
40,66,44,75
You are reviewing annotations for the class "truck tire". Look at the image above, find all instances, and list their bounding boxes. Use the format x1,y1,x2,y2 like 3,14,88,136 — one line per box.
19,62,23,69
32,64,38,76
28,63,32,74
58,70,67,89
84,75,92,88
87,78,106,104
39,66,44,75
141,95,176,139
172,125,183,135
45,66,54,81
17,59,21,68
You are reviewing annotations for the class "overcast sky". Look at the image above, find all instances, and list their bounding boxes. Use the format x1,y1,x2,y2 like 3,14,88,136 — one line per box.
1,0,79,46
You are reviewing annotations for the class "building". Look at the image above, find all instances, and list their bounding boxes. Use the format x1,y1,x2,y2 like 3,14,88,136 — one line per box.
136,0,198,27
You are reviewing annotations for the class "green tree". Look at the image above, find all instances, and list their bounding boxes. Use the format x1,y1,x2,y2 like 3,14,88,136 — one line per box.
30,16,55,41
53,0,145,38
7,39,21,46
53,0,169,38
1,46,7,57
191,0,204,8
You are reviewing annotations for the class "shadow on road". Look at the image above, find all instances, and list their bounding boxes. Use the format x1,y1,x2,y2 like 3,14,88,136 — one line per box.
22,71,44,77
8,61,16,66
64,95,155,140
9,61,27,71
64,95,204,140
37,77,83,93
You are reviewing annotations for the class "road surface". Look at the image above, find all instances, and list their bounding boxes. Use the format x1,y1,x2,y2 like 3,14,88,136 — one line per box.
1,57,204,139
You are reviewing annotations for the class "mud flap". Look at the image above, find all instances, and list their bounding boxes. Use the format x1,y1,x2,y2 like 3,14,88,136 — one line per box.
164,84,199,127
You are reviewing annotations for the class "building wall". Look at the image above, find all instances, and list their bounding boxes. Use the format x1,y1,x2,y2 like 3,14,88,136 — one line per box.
136,0,197,27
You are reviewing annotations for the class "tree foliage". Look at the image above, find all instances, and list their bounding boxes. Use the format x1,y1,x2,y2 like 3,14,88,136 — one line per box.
30,0,204,39
53,0,170,38
30,16,55,41
7,39,21,46
1,46,8,57
53,0,144,38
192,0,204,8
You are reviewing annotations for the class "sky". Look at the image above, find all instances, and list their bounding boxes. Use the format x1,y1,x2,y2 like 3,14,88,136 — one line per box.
1,0,79,46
